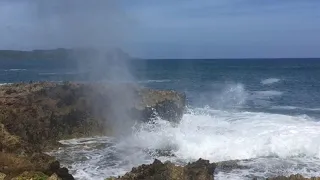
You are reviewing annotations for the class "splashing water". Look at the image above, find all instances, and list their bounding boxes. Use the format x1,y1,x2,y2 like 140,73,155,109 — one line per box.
50,107,320,180
217,83,248,108
48,82,320,180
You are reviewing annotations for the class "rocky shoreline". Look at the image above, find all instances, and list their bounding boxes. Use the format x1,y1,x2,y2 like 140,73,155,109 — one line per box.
0,82,185,180
105,159,320,180
0,82,319,180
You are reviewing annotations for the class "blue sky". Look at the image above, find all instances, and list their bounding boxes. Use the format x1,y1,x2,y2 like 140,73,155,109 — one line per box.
0,0,319,58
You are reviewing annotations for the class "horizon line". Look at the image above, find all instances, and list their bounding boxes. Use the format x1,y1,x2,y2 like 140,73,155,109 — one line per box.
137,57,320,60
0,49,319,60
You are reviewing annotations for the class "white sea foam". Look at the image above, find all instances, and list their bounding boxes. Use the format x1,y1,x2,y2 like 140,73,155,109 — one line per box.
123,109,320,179
52,108,320,180
0,83,10,86
261,78,281,85
130,109,320,162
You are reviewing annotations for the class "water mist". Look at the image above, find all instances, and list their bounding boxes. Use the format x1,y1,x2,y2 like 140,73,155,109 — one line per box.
34,0,140,136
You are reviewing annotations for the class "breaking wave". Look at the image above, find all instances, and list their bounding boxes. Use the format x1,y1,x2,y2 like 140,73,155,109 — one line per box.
129,109,320,162
272,106,320,112
4,69,27,72
49,83,320,180
51,107,320,180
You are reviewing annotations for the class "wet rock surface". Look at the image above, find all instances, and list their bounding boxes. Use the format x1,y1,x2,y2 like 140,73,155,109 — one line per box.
265,174,320,180
215,159,249,173
104,158,320,180
107,158,216,180
0,82,185,180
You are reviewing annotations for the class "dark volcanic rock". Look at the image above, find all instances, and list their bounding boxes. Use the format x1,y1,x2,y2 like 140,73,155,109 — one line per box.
56,167,74,180
107,158,216,180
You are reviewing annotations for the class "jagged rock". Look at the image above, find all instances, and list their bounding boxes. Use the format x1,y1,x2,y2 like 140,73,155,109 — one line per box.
0,152,72,179
47,161,60,175
0,172,6,180
267,174,320,180
48,173,62,180
107,158,216,180
56,168,74,180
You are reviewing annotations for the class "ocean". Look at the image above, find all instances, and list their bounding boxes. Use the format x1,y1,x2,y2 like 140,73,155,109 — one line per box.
1,58,320,179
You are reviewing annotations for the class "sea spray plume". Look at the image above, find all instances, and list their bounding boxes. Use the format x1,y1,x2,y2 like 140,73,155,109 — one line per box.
218,83,248,108
193,82,248,109
33,1,140,136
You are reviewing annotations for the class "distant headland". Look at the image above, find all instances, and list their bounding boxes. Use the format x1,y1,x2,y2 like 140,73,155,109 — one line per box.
0,48,131,61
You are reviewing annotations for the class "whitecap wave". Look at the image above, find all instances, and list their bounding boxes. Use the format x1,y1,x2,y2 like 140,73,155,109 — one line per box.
261,78,281,85
3,69,27,72
38,72,79,76
272,106,320,112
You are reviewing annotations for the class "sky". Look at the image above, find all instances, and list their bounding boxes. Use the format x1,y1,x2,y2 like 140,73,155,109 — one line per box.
0,0,320,58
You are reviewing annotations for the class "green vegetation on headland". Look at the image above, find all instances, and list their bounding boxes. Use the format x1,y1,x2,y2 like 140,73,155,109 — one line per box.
0,48,74,61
